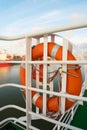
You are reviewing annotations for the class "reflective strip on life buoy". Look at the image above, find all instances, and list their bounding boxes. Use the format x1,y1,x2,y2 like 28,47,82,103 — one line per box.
20,42,82,112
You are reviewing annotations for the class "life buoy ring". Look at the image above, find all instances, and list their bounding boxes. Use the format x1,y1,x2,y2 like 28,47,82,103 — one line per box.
20,42,82,112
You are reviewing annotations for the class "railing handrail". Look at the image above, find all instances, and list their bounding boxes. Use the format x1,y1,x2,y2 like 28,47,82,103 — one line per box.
0,104,26,112
0,22,87,130
0,117,26,128
0,82,86,102
0,22,87,41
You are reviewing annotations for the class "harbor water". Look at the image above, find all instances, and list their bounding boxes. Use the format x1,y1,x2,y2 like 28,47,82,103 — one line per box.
0,64,59,129
0,65,26,122
0,63,86,129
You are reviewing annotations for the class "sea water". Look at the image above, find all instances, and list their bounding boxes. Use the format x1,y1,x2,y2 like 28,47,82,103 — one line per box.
0,65,25,121
0,63,85,122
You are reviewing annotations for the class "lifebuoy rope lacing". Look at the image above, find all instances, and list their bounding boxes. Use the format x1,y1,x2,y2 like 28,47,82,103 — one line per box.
20,42,82,117
33,65,81,83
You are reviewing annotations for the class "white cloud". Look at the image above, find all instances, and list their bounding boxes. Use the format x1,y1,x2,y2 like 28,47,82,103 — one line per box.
1,9,62,36
62,31,87,45
71,13,85,20
0,40,26,55
31,26,44,31
0,3,87,55
40,10,60,19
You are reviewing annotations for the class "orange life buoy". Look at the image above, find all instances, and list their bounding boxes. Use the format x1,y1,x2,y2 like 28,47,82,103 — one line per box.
20,42,82,112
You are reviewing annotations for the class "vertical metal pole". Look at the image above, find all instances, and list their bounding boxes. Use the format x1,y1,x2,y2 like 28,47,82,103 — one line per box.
43,35,48,115
68,41,72,52
49,35,55,96
26,37,32,130
60,38,68,114
36,38,40,114
51,34,55,42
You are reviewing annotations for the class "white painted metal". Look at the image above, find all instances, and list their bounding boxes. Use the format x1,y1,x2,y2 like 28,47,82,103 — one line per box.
60,38,69,114
36,38,40,114
47,34,54,97
51,34,55,42
27,60,87,64
0,82,87,102
28,111,83,130
0,22,87,130
0,105,26,112
28,85,87,102
43,35,48,115
0,83,25,89
1,59,87,64
0,22,87,41
0,117,26,127
50,35,55,95
26,37,32,130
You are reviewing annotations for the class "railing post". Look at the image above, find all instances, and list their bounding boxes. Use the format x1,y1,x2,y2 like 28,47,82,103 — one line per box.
26,37,32,130
60,38,68,114
49,34,55,95
36,38,40,114
51,34,55,42
43,35,48,115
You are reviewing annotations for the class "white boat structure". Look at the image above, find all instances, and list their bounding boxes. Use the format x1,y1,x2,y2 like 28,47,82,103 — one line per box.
0,22,87,130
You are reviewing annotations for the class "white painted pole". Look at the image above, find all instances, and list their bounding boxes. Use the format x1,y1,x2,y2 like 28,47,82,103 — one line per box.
36,38,40,114
26,37,32,130
49,35,55,96
60,38,68,114
43,35,48,115
0,22,87,41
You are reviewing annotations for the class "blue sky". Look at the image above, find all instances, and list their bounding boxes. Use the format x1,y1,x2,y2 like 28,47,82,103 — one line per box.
0,0,87,54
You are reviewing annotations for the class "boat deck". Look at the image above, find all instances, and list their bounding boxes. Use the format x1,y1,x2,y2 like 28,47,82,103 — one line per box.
0,121,25,130
1,90,87,130
1,22,87,130
71,90,87,129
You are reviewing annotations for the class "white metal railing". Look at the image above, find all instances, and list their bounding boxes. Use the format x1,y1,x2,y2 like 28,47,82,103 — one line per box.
0,22,87,130
0,22,87,41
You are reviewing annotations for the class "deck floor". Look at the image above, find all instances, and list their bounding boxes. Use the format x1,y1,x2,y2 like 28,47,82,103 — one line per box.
71,90,87,129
